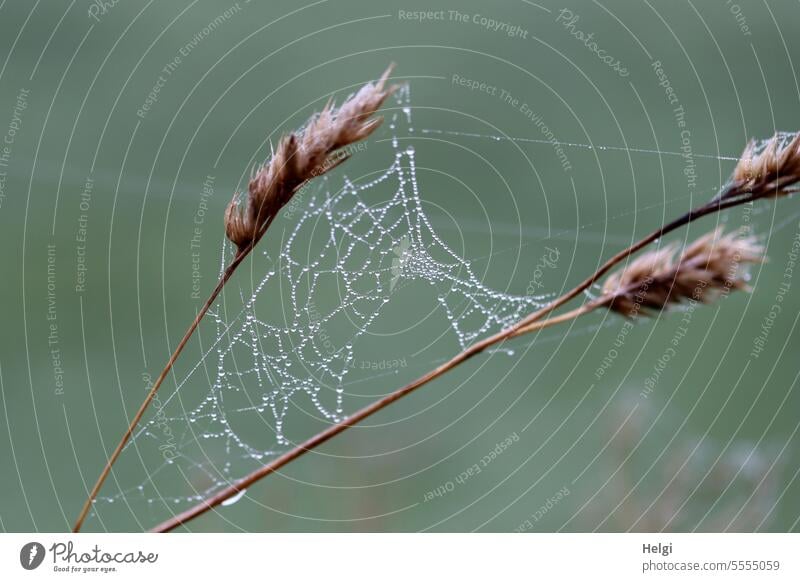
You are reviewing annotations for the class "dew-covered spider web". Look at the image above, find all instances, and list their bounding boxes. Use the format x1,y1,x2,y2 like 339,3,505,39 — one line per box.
95,85,556,522
92,79,800,528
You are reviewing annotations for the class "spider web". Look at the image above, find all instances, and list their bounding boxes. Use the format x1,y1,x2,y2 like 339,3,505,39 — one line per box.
96,86,550,521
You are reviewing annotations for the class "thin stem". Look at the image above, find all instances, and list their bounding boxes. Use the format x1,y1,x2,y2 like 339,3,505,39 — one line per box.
73,212,276,532
74,66,397,530
150,190,760,533
151,307,587,532
151,190,763,532
508,195,747,332
149,304,596,532
151,306,600,533
72,257,236,532
512,302,599,337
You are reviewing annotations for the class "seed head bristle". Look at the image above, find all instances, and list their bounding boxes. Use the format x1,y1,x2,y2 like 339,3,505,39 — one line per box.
224,64,399,252
729,132,800,199
602,228,763,317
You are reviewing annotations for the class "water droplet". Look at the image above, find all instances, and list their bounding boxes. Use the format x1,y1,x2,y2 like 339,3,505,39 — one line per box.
221,489,247,507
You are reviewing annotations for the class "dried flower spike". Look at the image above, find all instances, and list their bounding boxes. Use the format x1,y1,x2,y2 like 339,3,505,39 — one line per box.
225,64,398,251
601,228,763,316
728,132,800,199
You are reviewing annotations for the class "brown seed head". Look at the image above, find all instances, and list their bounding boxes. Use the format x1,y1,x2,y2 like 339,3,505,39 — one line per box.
224,64,398,252
729,132,800,199
602,228,763,317
223,192,251,250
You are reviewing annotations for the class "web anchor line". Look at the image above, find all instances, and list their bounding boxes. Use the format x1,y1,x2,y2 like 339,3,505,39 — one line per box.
420,128,741,161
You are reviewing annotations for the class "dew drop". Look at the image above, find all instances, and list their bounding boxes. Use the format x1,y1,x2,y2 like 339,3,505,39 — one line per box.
221,489,247,507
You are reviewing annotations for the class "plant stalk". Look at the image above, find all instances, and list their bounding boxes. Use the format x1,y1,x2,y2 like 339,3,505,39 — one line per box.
150,303,590,532
148,189,760,533
73,213,276,532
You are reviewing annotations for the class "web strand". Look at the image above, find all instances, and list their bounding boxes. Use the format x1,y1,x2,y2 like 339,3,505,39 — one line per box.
420,128,742,161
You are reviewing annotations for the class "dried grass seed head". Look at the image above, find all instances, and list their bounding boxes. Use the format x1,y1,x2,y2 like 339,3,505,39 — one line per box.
602,228,763,316
730,132,800,198
225,64,398,251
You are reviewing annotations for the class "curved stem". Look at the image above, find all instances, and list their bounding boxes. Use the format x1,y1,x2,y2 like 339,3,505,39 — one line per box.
507,196,743,333
74,212,277,532
149,191,760,533
150,303,592,532
73,256,238,532
512,302,599,337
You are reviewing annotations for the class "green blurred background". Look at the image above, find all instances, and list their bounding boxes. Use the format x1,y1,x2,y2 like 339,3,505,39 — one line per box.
1,0,799,532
